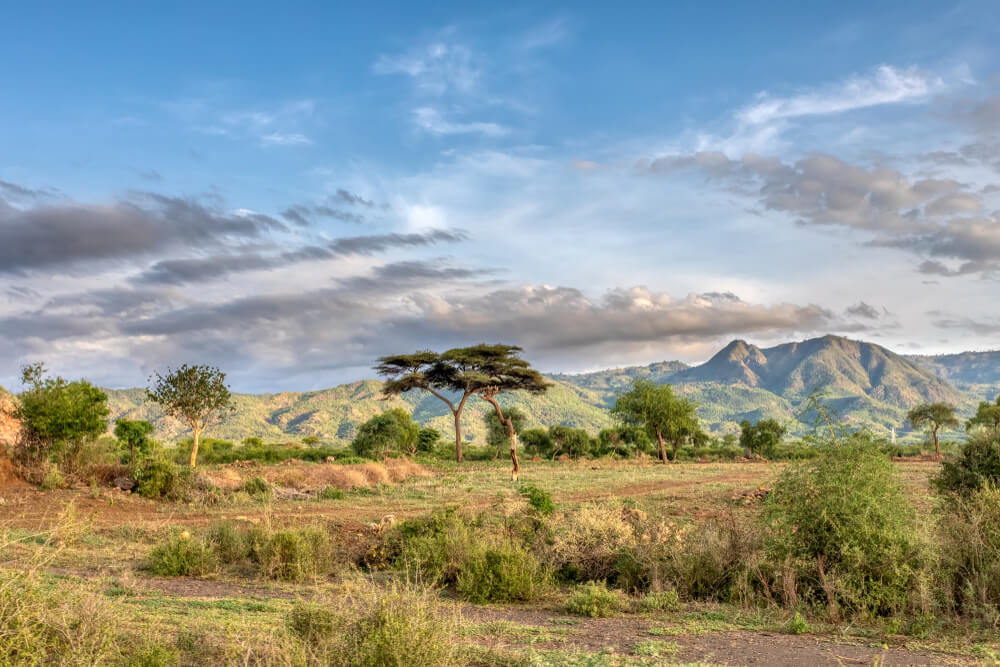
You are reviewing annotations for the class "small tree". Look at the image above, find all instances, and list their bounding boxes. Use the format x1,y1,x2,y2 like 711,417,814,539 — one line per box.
15,363,109,468
611,379,702,462
739,418,787,459
967,396,1000,448
114,419,154,464
596,426,651,458
417,427,441,453
549,425,593,459
484,407,527,459
352,408,419,459
520,428,555,458
908,402,959,456
146,364,233,468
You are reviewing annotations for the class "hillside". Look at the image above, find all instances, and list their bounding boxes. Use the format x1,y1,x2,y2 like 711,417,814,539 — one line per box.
907,350,1000,402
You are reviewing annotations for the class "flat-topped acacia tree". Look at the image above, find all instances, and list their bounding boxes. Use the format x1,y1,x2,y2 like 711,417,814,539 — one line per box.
376,344,549,473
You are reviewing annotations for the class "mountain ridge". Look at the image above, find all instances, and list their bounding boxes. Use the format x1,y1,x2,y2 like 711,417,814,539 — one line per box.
95,335,996,444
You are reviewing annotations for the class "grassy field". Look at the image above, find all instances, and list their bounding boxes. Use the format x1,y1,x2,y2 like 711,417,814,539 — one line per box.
0,458,995,666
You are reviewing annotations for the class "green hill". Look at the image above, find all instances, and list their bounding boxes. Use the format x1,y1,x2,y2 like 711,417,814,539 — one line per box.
101,335,994,444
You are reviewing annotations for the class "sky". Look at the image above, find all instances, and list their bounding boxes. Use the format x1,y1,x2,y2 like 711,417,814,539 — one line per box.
1,1,1000,392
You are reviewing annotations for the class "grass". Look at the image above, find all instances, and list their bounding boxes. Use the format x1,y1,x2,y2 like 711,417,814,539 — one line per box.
0,458,997,664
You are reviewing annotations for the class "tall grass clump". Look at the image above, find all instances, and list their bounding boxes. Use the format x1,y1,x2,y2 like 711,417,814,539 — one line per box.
287,579,462,666
761,438,925,619
938,484,1000,623
455,540,550,603
564,581,626,617
256,527,332,581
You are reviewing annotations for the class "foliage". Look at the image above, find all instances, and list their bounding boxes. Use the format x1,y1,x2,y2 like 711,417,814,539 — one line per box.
519,484,555,516
935,430,1000,496
552,504,636,583
255,527,332,581
938,485,1000,620
417,427,440,452
146,364,233,467
114,418,155,464
907,402,959,454
596,426,652,458
14,363,109,470
564,582,625,617
352,408,420,459
455,541,550,603
633,589,680,613
241,475,272,497
484,407,526,457
611,379,702,462
738,418,786,458
520,428,555,457
173,437,346,465
550,425,594,459
132,457,184,499
761,436,924,617
966,395,1000,435
288,580,463,667
147,530,217,576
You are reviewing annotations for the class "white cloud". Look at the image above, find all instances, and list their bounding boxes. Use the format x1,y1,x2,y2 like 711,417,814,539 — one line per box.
736,65,944,126
412,107,508,137
260,132,312,146
374,39,479,96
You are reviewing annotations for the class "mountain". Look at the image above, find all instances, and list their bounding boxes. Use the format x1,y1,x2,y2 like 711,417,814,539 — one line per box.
97,335,993,444
906,351,1000,402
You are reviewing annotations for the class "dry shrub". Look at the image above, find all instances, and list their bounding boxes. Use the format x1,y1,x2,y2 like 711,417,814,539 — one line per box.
551,503,636,582
939,484,1000,622
202,468,244,491
288,578,462,667
360,462,392,486
86,462,130,486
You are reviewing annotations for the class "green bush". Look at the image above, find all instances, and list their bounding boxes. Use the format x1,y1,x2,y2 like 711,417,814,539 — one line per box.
241,475,271,497
40,463,66,490
456,542,550,603
352,408,420,459
132,457,182,499
318,485,345,500
761,438,924,617
786,611,810,635
565,581,624,617
207,521,251,564
147,531,216,576
287,600,337,645
519,484,555,516
633,589,680,613
935,430,1000,497
256,528,332,581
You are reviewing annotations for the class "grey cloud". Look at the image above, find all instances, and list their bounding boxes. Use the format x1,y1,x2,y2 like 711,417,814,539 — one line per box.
933,316,1000,336
282,204,365,226
0,191,284,274
336,189,377,208
845,301,880,319
133,229,469,285
649,150,999,277
951,96,1000,137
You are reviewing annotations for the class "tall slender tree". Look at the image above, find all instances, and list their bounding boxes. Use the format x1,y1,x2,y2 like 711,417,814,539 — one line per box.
907,402,959,456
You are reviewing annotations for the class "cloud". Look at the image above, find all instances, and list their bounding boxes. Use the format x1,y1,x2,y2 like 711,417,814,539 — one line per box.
646,150,1000,277
736,65,945,126
950,95,1000,137
845,301,880,319
0,190,284,274
133,229,469,285
281,204,365,226
260,132,312,146
412,107,508,137
374,39,479,96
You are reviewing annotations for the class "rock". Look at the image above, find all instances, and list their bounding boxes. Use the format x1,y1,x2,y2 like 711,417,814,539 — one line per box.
113,476,136,491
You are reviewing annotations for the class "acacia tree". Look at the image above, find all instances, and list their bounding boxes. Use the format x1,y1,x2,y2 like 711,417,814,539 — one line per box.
611,378,702,462
375,351,474,462
470,345,550,481
908,402,959,456
376,344,549,466
146,364,233,467
114,419,154,464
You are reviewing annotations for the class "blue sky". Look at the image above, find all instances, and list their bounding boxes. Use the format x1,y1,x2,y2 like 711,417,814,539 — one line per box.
2,1,999,391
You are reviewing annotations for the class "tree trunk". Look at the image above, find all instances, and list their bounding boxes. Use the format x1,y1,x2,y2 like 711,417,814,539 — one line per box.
189,428,200,468
483,393,518,481
454,393,470,463
655,429,667,463
672,439,681,463
932,426,940,456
